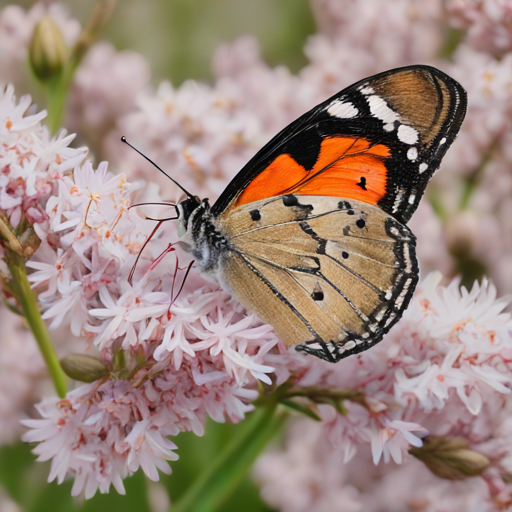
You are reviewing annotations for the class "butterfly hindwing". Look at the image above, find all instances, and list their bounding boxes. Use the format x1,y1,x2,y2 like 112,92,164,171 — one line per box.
217,195,418,362
212,65,467,224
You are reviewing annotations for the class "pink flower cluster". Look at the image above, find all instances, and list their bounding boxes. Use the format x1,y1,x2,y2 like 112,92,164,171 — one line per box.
22,352,261,498
0,85,86,230
0,87,276,496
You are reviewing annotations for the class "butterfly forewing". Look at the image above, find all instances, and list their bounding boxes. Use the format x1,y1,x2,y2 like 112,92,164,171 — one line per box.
217,195,418,362
212,65,466,225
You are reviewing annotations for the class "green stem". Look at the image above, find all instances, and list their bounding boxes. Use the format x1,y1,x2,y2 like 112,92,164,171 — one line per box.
460,140,497,210
44,0,117,133
45,70,73,135
6,251,67,398
171,405,286,512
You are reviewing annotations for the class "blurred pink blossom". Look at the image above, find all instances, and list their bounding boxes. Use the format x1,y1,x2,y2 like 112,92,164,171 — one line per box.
448,0,512,56
254,418,494,512
67,42,151,154
0,307,45,446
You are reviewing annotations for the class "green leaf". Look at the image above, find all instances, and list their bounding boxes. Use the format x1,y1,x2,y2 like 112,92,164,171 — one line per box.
280,399,321,421
0,443,34,503
0,442,151,512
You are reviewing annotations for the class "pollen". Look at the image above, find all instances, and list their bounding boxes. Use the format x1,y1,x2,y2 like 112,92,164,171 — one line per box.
55,154,62,164
70,186,79,194
420,298,431,311
5,118,12,130
91,192,101,200
437,375,445,382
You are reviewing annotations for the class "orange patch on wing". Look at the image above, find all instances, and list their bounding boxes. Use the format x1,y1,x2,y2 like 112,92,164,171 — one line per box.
235,136,390,207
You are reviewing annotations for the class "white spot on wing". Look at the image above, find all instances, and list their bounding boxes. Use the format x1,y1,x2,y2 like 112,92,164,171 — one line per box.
402,245,413,272
393,191,404,213
407,147,418,161
440,137,447,145
408,194,416,205
419,163,429,174
360,86,375,95
398,124,419,144
385,312,397,327
367,95,399,131
375,307,387,322
327,100,358,118
343,340,356,350
394,278,414,310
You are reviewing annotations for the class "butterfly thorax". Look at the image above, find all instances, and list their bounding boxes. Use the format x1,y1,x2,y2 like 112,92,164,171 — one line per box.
177,197,230,282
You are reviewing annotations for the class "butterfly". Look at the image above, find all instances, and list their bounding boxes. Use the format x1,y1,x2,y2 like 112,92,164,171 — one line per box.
128,65,467,363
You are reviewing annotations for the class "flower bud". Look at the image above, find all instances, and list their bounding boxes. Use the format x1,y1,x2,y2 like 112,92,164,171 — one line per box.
444,210,479,258
60,354,108,382
29,17,69,82
410,436,490,480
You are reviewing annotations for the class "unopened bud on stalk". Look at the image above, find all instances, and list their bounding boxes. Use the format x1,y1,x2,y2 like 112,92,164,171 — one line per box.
410,436,490,480
60,354,108,382
29,17,69,82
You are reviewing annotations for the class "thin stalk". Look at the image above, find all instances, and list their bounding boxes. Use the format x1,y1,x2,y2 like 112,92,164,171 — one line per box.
6,251,67,397
45,73,71,135
171,405,286,512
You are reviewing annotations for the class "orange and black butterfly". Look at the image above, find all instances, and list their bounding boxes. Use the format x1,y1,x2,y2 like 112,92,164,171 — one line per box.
131,65,467,363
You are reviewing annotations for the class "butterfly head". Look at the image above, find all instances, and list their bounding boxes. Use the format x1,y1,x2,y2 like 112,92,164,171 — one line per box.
177,195,208,237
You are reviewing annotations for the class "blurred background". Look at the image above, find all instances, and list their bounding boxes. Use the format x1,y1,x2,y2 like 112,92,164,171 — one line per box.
6,0,315,88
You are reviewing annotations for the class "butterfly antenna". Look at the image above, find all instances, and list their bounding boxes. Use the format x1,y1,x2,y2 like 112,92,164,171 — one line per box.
121,136,194,199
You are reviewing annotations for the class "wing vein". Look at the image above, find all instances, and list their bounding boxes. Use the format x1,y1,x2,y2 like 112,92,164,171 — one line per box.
238,250,370,325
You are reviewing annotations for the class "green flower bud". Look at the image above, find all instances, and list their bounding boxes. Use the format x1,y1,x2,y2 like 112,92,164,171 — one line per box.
60,354,108,383
29,17,69,82
410,436,490,480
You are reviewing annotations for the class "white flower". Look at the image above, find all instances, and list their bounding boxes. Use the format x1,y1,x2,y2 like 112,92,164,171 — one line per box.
0,84,87,228
368,420,428,465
